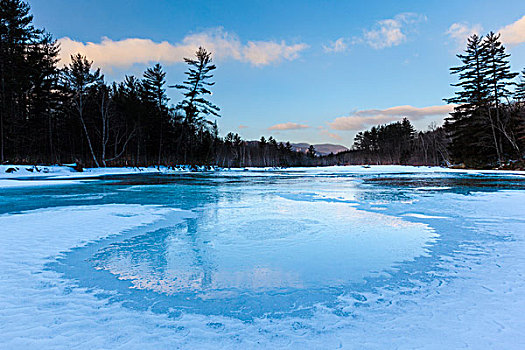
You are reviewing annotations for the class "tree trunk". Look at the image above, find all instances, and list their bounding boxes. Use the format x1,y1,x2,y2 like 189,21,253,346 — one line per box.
157,122,163,166
1,66,5,163
487,108,502,165
77,96,99,167
79,113,99,167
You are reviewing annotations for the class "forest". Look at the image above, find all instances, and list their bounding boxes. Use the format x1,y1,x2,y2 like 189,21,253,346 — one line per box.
1,0,525,169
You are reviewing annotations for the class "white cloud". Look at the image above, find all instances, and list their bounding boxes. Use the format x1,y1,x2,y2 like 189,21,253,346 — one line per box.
243,41,308,66
323,38,348,53
364,13,426,49
268,122,310,131
58,28,308,69
329,104,455,130
446,22,483,48
499,15,525,46
320,13,424,54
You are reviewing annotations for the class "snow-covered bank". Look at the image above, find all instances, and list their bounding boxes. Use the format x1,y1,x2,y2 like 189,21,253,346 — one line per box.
0,178,87,189
0,164,216,179
1,164,524,183
0,205,193,349
0,164,217,188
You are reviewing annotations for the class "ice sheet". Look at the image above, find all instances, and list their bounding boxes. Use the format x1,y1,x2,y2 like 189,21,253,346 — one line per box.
0,171,524,349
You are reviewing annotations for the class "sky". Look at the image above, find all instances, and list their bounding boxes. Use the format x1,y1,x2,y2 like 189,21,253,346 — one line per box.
30,0,525,147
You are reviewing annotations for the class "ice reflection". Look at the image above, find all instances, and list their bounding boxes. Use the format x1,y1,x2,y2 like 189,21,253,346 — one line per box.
91,191,437,302
39,170,525,318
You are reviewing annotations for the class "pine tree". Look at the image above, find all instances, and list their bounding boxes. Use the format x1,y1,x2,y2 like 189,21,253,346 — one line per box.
307,145,316,158
0,0,44,162
117,75,144,164
400,118,415,164
172,47,220,128
447,34,490,108
483,32,519,159
142,64,168,109
142,64,168,165
445,34,496,166
516,70,525,149
484,32,517,106
516,68,525,102
62,54,103,167
26,33,61,161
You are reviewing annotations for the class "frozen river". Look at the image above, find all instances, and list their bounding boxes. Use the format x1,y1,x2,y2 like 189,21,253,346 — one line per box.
1,166,524,349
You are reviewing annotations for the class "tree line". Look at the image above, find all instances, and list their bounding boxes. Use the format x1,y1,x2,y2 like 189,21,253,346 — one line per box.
310,119,448,166
347,119,449,166
324,32,525,169
1,0,316,168
2,0,524,169
445,32,525,168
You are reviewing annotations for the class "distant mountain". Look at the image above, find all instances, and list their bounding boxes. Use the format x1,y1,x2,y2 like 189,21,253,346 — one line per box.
291,143,349,156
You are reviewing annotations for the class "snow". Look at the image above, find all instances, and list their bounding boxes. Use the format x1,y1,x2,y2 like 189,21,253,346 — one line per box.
235,165,525,176
403,213,449,219
0,169,524,349
0,164,205,180
0,179,86,188
0,165,214,188
0,205,194,349
1,164,524,185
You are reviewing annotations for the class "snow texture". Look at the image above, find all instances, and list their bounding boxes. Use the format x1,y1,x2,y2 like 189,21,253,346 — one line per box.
0,169,524,349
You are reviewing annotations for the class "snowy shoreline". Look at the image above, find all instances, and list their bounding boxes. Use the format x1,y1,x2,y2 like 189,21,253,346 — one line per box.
1,164,524,184
0,204,196,349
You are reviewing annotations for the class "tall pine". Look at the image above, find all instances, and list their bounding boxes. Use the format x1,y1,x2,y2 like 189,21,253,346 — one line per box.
0,0,59,163
445,34,494,166
483,32,519,159
172,47,220,128
142,64,169,165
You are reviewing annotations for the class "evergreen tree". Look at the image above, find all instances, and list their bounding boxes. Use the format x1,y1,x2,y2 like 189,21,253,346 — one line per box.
400,118,415,164
515,68,525,102
447,35,490,107
62,54,103,167
445,34,496,166
307,145,316,158
172,47,220,128
142,64,169,165
0,0,52,162
353,119,417,164
26,33,61,161
483,32,519,160
116,75,144,164
484,32,517,106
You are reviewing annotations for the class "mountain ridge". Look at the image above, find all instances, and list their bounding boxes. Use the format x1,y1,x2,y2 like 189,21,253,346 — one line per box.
291,143,349,156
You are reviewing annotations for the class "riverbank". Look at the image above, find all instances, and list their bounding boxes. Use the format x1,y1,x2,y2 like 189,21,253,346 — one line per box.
1,164,524,189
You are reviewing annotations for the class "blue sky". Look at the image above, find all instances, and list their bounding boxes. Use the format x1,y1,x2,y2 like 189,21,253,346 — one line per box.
31,0,525,147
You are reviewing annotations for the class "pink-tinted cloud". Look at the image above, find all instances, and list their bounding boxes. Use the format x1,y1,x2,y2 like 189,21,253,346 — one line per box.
319,127,342,140
58,28,308,69
268,122,310,131
499,15,525,46
329,104,455,130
